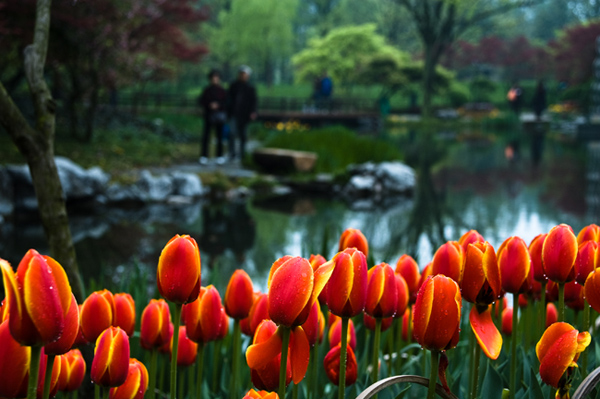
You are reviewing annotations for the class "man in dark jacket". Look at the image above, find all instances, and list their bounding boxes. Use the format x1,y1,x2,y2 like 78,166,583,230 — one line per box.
227,65,257,162
198,69,227,165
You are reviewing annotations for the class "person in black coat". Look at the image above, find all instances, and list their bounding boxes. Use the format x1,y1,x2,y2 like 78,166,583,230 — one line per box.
198,69,227,164
531,81,547,121
227,65,257,161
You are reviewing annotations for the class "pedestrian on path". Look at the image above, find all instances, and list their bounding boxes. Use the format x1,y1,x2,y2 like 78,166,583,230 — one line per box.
227,65,257,163
198,69,227,165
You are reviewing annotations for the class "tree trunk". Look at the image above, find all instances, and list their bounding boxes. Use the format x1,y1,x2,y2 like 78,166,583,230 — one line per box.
0,0,84,301
422,45,436,118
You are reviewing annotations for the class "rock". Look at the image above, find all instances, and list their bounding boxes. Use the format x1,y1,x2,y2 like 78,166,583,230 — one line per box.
347,175,379,194
253,148,318,173
342,161,415,200
55,156,110,199
135,171,174,202
171,171,203,197
374,162,416,194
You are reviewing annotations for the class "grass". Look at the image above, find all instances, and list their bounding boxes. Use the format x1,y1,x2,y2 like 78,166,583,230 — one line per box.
261,126,403,174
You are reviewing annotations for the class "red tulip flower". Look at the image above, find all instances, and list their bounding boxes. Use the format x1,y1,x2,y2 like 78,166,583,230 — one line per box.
402,307,414,342
246,320,310,390
413,275,461,351
418,262,433,289
536,322,591,398
308,254,327,271
546,303,558,327
301,301,324,347
218,309,229,340
225,269,255,320
73,305,89,348
461,242,501,305
109,358,148,399
323,344,357,386
498,236,531,294
565,281,585,311
543,224,578,284
394,274,409,318
171,326,197,367
458,230,484,251
325,248,368,318
585,269,600,313
114,293,136,337
57,349,86,392
529,234,548,282
0,319,29,398
157,234,201,305
575,241,599,285
577,224,600,244
339,228,369,257
501,308,513,336
363,314,393,332
328,316,357,350
241,293,269,337
183,285,224,344
431,241,464,283
81,289,116,342
395,255,420,303
91,326,130,387
267,256,334,327
140,299,172,350
243,389,280,399
366,263,398,318
0,252,72,346
45,293,79,356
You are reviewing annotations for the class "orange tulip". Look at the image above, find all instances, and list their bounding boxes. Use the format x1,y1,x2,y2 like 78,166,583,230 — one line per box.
45,293,79,356
431,241,463,283
501,308,513,336
158,323,174,354
339,228,368,257
267,256,334,327
325,248,368,318
328,316,357,350
577,224,600,244
458,230,484,251
543,224,578,283
546,303,558,327
140,299,172,350
241,293,269,337
498,236,531,294
243,389,280,399
395,255,420,303
0,298,8,321
218,310,229,340
81,289,116,342
461,241,501,305
529,233,548,282
246,320,310,390
0,319,29,398
366,262,397,318
575,241,599,285
565,281,585,311
157,234,201,305
536,322,590,398
418,262,432,289
363,314,393,332
171,326,197,367
73,304,89,348
402,307,414,342
394,274,409,318
546,280,559,302
323,344,357,386
308,254,327,271
57,349,86,392
413,275,461,351
585,269,600,313
225,269,254,320
109,358,148,399
91,326,130,387
183,285,223,344
302,301,324,347
38,350,62,398
0,252,72,346
114,293,136,337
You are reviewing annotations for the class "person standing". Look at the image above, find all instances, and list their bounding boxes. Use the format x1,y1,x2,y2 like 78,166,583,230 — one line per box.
227,65,257,162
198,69,227,165
531,81,547,121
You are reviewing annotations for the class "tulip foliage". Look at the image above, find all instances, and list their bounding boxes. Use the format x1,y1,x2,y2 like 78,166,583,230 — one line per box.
3,223,600,399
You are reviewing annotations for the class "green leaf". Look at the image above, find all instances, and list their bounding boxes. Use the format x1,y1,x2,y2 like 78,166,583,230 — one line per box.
481,361,504,399
394,384,412,399
528,367,544,399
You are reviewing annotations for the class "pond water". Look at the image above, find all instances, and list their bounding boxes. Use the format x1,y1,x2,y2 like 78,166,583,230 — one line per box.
0,128,596,295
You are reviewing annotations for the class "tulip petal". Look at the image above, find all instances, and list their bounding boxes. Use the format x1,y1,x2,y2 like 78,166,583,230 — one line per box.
247,327,284,370
470,306,502,360
0,320,30,398
539,329,578,388
43,255,72,315
536,322,576,365
543,224,578,283
310,259,335,306
290,326,310,384
268,258,314,327
326,252,354,313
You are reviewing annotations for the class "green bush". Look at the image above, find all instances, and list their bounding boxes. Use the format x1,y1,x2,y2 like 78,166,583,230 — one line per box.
447,81,470,107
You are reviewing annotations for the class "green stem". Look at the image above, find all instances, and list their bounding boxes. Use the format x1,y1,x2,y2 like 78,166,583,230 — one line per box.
279,327,291,399
396,317,403,373
42,354,55,399
170,303,182,399
292,382,299,399
540,281,547,337
558,282,565,322
309,344,319,399
371,318,382,385
148,349,158,399
104,387,110,399
28,345,42,399
94,384,101,399
468,320,476,397
509,295,519,399
71,389,78,399
470,340,482,399
583,304,590,377
178,367,184,399
196,343,205,399
338,317,350,399
231,319,241,399
427,350,439,399
212,340,222,393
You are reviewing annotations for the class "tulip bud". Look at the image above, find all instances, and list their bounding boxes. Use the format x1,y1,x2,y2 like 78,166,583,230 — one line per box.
395,255,420,303
565,281,585,311
577,224,600,244
363,314,393,332
339,228,369,257
1,252,73,346
45,293,80,356
543,224,578,283
395,274,409,318
325,248,368,318
501,308,513,336
458,230,484,251
57,349,86,392
81,289,116,342
431,241,464,283
498,236,531,294
418,262,432,289
323,344,357,386
38,349,62,398
225,269,254,319
91,326,130,387
546,303,558,328
529,234,548,282
241,293,269,337
218,309,229,340
328,315,356,350
402,307,414,342
183,286,223,344
243,389,280,399
461,241,501,305
157,234,201,304
308,254,327,271
0,319,29,398
413,275,461,351
575,241,599,285
302,301,324,347
171,326,197,367
114,293,136,337
73,304,89,348
109,358,148,399
365,263,397,318
140,299,172,350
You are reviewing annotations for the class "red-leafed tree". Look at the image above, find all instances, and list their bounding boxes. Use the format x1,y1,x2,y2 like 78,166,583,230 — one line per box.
551,21,600,85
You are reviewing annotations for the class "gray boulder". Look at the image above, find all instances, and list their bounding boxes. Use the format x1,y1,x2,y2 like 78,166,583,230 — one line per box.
171,171,203,197
342,161,415,199
374,162,416,194
55,156,110,199
135,171,174,202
